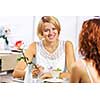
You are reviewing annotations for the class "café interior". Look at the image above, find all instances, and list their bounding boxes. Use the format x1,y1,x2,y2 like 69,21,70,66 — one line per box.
0,16,94,83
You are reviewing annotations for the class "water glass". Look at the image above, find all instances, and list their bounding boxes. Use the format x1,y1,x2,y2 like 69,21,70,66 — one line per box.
51,70,61,79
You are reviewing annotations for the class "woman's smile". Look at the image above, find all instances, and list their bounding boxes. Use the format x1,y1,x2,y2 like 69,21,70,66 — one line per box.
48,32,56,40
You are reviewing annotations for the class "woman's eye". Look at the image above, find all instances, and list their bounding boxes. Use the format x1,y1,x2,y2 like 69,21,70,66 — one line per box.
52,28,56,30
44,29,49,32
44,27,56,32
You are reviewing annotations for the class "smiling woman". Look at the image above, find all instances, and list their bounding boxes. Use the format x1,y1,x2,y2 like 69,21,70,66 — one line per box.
12,16,75,82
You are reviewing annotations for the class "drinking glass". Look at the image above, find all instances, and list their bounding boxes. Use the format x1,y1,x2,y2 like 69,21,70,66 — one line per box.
51,70,61,79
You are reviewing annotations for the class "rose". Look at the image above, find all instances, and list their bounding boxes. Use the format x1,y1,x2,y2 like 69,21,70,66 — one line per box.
15,40,28,64
15,40,37,68
15,40,24,50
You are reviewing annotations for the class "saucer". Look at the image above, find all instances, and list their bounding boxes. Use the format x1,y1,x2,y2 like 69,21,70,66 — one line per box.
42,78,65,83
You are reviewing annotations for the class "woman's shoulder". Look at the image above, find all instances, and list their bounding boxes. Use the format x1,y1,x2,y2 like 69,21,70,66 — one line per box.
71,59,86,72
28,41,41,49
58,40,73,46
65,40,73,45
29,42,37,47
73,59,86,67
64,40,74,48
26,42,37,55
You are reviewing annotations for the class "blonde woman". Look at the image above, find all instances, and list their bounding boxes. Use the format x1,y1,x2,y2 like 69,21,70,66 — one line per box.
12,16,75,79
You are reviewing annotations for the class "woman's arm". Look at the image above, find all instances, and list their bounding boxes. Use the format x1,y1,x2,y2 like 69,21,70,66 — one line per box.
12,42,36,78
65,41,76,72
12,60,26,78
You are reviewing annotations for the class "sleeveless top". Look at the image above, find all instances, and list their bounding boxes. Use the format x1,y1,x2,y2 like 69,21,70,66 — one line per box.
81,59,94,83
35,40,66,72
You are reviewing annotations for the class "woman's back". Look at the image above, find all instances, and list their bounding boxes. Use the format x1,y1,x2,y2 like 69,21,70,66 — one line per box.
70,18,100,83
70,59,100,83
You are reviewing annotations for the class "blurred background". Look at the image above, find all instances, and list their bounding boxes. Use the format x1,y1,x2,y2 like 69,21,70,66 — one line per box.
0,16,95,58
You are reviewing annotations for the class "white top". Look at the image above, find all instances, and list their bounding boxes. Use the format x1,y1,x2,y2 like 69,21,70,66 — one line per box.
35,40,66,72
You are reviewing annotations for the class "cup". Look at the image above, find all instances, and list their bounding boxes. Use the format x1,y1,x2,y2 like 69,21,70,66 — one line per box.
51,70,61,79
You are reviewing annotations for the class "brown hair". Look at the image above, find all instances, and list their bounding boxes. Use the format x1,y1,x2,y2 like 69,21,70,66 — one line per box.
79,18,100,75
37,16,61,39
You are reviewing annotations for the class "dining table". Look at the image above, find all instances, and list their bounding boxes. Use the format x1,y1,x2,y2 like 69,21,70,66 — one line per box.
0,70,70,83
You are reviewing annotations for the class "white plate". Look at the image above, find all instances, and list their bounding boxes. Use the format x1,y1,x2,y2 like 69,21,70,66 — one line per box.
12,78,24,83
42,78,65,83
0,50,12,54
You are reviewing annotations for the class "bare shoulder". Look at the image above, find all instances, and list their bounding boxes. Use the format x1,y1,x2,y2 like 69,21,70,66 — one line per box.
65,40,73,47
71,62,80,72
28,42,36,49
70,60,83,82
27,42,36,52
24,42,37,59
71,59,85,73
65,40,74,51
65,40,73,44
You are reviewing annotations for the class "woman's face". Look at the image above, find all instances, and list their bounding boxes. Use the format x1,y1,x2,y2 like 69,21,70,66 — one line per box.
42,23,59,42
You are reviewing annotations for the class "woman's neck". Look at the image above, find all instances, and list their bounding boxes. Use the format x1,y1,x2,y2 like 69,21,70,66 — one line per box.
43,39,59,53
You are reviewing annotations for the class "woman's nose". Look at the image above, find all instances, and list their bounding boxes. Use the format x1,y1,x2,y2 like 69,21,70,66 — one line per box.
49,29,53,34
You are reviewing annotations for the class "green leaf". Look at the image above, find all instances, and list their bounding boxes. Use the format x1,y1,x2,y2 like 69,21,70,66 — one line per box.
17,56,25,61
56,68,62,71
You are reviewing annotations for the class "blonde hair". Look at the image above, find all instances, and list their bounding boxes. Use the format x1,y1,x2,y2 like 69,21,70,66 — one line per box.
37,16,61,39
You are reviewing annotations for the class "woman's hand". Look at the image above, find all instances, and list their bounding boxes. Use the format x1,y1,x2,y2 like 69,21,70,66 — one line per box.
32,65,44,77
59,72,71,79
39,73,52,79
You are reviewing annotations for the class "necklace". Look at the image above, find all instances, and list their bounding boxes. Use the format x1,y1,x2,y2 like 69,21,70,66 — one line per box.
39,40,65,60
43,39,59,53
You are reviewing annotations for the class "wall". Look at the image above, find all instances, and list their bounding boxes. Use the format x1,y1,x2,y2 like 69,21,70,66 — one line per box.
34,16,97,59
33,16,77,56
0,16,33,48
0,16,96,59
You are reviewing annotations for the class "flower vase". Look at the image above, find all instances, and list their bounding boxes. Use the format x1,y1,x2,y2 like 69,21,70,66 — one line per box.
24,64,33,83
0,38,5,50
0,38,9,50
